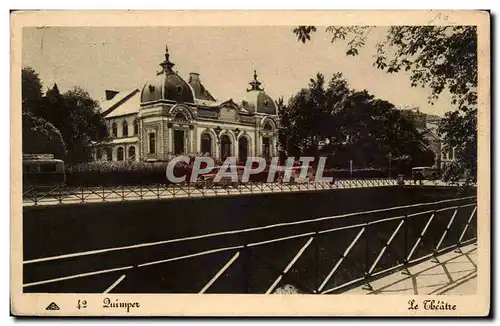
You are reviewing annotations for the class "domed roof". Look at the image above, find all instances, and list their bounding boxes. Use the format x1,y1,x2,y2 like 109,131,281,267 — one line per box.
241,91,277,115
140,46,195,104
240,70,277,115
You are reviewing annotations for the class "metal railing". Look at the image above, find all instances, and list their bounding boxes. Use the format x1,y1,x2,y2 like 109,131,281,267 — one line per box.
22,178,447,206
23,196,477,294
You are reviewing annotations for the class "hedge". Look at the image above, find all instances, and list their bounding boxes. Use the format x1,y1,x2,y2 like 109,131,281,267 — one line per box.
64,161,396,187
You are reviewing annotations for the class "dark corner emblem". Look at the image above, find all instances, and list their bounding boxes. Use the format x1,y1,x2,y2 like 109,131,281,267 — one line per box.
46,302,60,311
176,85,183,95
148,85,155,92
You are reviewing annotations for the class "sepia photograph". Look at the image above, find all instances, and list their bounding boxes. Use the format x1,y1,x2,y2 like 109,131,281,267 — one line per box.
10,10,490,316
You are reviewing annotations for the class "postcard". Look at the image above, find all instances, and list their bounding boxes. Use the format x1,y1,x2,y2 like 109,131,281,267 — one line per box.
10,10,490,316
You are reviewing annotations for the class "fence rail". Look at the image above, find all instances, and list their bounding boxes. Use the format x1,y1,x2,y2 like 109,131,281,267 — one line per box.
22,178,456,206
23,196,477,294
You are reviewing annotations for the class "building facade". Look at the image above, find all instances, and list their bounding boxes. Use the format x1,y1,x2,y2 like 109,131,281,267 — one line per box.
97,46,280,163
400,108,456,170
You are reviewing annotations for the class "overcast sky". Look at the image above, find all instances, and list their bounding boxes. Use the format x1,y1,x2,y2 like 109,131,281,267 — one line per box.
22,26,454,116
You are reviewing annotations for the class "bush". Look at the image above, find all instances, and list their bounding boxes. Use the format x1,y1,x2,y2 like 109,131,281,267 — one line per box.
65,161,191,186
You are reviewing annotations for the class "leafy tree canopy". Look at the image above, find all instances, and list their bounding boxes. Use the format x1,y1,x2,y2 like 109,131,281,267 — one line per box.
21,67,109,163
292,26,477,182
22,112,67,159
278,73,434,171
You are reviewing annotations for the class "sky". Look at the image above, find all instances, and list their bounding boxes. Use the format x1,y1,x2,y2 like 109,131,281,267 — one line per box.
22,26,454,116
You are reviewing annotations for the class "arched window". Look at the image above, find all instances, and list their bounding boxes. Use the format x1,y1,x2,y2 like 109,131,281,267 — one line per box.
111,122,118,137
117,147,124,161
122,120,128,137
201,132,212,156
106,148,113,161
173,112,188,122
263,121,273,131
128,146,136,161
133,119,139,135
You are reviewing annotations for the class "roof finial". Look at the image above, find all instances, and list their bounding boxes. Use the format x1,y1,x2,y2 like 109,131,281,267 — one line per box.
247,70,264,92
159,44,175,74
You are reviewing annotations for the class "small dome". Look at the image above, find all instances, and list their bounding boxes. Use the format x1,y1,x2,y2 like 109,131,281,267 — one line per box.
240,70,277,115
140,45,195,104
241,91,277,115
141,73,195,103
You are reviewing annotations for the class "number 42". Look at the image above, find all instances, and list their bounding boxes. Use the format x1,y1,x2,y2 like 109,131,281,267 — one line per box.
77,299,87,310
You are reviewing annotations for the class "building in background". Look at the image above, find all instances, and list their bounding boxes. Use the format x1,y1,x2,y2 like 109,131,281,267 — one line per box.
97,46,279,163
400,107,456,170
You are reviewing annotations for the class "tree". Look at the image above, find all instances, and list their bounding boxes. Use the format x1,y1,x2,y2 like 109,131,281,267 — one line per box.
50,86,109,163
293,25,477,181
280,72,431,171
21,67,109,163
22,66,44,115
22,112,67,159
439,108,477,183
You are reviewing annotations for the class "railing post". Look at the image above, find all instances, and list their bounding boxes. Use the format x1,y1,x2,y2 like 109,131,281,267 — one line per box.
403,214,408,265
362,223,373,291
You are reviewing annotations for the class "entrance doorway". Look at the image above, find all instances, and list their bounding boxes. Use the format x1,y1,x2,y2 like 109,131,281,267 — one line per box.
238,137,248,163
220,135,232,160
174,130,185,155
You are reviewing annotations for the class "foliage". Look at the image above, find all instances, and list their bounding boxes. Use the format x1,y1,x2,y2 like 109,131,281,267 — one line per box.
67,160,170,173
439,108,477,183
292,25,478,182
21,67,110,164
22,67,44,115
65,160,193,186
279,73,433,170
22,112,67,159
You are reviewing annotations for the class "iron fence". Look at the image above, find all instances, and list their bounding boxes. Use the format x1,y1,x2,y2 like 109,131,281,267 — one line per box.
23,178,419,206
23,196,477,294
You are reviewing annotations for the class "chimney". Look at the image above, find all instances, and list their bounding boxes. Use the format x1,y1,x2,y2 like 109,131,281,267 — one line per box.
105,90,119,100
189,72,200,83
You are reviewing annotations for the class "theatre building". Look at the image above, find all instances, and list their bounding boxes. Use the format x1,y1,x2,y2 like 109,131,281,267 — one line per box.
97,46,280,163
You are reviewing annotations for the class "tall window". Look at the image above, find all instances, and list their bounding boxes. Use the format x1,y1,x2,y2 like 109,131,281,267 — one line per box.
112,122,118,137
128,146,136,161
201,133,212,156
133,119,139,135
106,148,113,161
117,147,124,161
122,120,128,137
149,132,156,154
262,137,270,159
174,130,185,155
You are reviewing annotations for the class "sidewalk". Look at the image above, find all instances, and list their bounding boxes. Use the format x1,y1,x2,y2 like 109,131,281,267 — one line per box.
344,243,477,295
